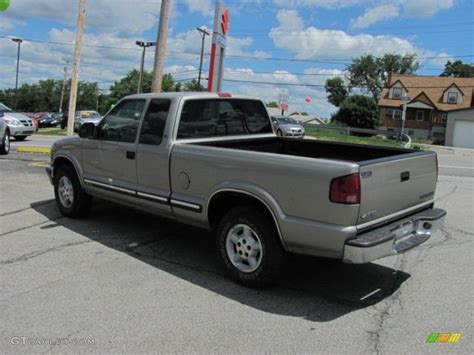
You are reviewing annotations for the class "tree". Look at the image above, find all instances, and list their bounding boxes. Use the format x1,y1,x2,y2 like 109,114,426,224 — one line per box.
440,60,474,78
183,79,205,92
332,95,379,129
347,53,420,101
266,101,278,108
325,77,348,107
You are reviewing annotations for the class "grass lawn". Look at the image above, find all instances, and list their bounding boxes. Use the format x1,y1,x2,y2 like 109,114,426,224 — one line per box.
305,128,407,148
35,128,68,136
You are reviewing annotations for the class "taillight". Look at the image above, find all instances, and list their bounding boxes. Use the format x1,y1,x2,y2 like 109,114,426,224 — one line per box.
330,173,361,204
217,92,232,97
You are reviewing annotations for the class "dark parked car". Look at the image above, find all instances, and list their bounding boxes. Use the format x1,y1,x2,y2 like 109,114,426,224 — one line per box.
39,112,64,128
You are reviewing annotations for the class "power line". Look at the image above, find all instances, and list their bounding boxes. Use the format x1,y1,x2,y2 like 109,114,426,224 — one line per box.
222,78,474,89
1,36,471,64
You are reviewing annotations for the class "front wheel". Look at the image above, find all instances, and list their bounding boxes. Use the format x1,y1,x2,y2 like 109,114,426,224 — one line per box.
54,165,92,218
0,130,10,155
215,206,285,288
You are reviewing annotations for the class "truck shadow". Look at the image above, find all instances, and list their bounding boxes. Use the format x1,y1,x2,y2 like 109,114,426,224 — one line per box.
32,199,410,323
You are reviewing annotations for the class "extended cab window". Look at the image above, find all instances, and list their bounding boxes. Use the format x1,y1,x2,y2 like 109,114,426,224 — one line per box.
177,99,271,139
98,99,145,143
139,99,171,145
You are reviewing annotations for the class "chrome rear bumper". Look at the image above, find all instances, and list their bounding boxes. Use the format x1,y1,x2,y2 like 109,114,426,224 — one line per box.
343,208,446,264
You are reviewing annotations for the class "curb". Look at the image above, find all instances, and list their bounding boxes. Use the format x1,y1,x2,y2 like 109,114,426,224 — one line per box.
16,146,51,154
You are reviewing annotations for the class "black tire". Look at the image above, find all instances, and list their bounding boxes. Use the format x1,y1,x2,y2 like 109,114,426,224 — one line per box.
277,129,283,137
14,136,27,141
54,165,92,218
0,129,10,155
215,206,286,288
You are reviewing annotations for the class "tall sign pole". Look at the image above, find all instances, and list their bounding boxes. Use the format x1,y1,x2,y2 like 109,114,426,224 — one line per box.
67,0,86,136
151,0,172,93
208,1,229,92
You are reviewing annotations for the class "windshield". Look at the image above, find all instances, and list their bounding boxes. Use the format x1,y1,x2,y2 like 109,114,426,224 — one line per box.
277,117,298,124
0,103,13,113
80,111,101,119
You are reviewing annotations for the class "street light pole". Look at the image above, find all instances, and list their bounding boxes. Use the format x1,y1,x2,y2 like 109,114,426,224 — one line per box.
196,27,210,90
11,38,23,91
59,58,69,113
135,41,156,94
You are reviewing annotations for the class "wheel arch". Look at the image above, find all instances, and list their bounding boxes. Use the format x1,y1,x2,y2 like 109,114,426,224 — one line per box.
53,155,84,187
207,189,287,250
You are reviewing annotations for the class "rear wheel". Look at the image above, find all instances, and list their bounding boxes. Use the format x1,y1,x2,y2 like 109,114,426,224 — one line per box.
54,165,91,218
0,130,10,155
215,206,285,288
14,136,27,141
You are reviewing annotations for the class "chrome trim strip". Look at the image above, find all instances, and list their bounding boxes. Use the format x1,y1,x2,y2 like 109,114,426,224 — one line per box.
356,200,434,230
137,191,169,203
84,179,136,195
170,199,201,210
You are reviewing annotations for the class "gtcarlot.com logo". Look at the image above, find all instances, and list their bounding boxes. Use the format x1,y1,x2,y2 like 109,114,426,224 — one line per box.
10,336,95,346
426,333,462,344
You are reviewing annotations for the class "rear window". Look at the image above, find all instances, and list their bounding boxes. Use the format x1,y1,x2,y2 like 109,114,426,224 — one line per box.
177,99,271,139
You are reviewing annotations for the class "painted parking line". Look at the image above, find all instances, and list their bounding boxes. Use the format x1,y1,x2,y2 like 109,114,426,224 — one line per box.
439,165,474,170
16,146,51,154
29,161,50,167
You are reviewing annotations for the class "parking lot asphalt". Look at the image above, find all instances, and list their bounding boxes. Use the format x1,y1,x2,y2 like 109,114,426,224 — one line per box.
0,147,472,354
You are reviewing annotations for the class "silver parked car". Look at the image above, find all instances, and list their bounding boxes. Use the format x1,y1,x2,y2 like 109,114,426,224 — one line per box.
0,111,10,154
0,103,35,141
73,111,102,131
271,115,305,138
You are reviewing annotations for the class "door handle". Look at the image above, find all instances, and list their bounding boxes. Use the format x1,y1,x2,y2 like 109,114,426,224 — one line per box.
126,151,136,160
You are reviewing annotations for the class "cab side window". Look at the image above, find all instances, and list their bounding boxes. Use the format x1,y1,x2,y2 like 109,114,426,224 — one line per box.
98,99,145,143
139,99,171,145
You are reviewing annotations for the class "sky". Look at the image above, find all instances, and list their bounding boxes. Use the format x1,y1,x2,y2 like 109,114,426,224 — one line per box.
0,0,473,117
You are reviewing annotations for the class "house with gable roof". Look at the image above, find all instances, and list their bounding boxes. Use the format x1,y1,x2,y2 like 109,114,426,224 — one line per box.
378,74,474,146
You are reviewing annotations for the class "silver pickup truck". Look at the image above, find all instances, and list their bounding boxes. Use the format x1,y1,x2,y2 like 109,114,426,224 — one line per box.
46,92,446,287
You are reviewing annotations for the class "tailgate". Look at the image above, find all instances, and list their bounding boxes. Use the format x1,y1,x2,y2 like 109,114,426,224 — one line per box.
357,152,437,225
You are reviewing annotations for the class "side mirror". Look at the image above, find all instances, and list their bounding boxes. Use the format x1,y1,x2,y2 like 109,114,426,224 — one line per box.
78,122,97,139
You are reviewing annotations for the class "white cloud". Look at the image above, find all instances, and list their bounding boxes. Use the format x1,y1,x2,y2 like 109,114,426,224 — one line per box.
4,0,162,35
402,0,454,17
273,0,364,8
352,4,399,29
270,10,419,60
183,0,213,16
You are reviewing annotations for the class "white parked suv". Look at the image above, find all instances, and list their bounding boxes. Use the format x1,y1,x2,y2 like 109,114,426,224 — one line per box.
0,112,10,154
0,103,36,141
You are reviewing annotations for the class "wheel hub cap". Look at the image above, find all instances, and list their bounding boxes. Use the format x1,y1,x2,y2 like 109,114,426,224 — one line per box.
58,176,74,208
226,224,263,273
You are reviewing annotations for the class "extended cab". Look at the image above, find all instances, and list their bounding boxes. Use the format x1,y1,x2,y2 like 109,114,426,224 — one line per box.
46,93,446,287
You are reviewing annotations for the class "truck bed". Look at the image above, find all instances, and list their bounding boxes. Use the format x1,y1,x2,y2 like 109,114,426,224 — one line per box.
196,137,419,163
192,136,437,226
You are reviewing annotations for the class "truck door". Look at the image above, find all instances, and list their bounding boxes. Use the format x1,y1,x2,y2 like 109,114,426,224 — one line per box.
136,98,173,217
82,98,145,204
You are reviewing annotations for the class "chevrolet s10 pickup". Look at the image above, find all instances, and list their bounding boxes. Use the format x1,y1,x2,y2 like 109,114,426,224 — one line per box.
46,92,446,287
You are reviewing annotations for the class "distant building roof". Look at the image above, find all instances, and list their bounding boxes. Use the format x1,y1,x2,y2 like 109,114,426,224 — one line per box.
266,107,323,125
378,74,474,112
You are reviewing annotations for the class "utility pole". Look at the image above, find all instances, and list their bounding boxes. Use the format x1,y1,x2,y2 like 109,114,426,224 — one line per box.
151,0,172,92
59,58,69,113
11,38,23,91
196,27,210,90
135,41,156,93
67,0,86,136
